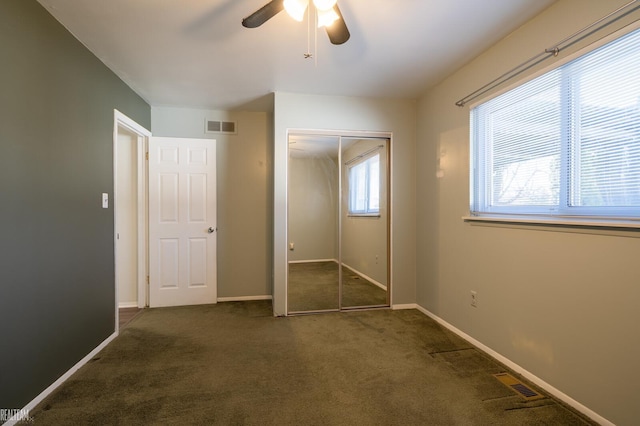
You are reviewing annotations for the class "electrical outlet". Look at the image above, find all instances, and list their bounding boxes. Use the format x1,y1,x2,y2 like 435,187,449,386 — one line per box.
470,291,478,307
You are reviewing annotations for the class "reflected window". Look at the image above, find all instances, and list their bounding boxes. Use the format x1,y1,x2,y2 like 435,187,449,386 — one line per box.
348,153,380,215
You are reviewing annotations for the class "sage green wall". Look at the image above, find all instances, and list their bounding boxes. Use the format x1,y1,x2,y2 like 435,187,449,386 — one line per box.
151,106,273,299
0,0,150,409
274,93,417,316
416,1,640,424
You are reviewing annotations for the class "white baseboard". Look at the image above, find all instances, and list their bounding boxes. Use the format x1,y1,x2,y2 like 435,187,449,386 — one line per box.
288,259,337,264
217,295,273,302
3,331,118,426
414,305,613,426
391,303,417,310
118,301,138,309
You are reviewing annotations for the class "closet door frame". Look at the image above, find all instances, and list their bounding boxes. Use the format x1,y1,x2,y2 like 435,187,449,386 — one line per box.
285,129,392,315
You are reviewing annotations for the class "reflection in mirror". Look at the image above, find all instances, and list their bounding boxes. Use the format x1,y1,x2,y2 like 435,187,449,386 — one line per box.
287,134,340,312
341,138,389,308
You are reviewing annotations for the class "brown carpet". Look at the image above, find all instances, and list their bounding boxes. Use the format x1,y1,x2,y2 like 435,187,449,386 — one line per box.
25,301,596,425
288,261,387,312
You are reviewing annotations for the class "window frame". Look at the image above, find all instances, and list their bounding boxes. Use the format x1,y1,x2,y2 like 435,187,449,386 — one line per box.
469,22,640,226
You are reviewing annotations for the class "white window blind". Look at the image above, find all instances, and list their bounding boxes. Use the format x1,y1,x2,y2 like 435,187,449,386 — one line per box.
349,153,380,215
472,27,640,218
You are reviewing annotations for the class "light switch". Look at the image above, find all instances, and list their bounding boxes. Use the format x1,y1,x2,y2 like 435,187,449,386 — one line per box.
102,193,109,209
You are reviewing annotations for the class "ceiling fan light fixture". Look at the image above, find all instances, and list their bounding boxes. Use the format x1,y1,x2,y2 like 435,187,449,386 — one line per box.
317,8,339,27
313,0,338,11
284,0,309,22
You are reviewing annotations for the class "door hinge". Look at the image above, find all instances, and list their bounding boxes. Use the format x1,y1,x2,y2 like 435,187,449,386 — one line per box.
146,275,150,285
145,152,149,160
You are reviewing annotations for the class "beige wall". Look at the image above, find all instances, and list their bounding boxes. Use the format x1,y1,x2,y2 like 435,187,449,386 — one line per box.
152,106,273,299
288,155,339,262
274,93,417,315
416,1,640,424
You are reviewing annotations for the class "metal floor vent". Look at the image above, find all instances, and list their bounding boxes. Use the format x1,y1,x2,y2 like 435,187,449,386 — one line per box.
205,119,237,135
493,373,545,401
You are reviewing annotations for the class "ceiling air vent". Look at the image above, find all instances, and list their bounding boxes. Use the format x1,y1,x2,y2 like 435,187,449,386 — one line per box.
205,119,237,135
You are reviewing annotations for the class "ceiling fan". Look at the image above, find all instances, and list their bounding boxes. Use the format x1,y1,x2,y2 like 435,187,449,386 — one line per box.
242,0,350,45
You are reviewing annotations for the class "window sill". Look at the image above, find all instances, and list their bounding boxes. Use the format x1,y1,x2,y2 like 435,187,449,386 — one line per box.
463,215,640,231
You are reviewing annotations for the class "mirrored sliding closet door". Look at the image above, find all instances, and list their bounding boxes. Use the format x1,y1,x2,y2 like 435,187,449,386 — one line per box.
340,137,389,309
287,133,390,314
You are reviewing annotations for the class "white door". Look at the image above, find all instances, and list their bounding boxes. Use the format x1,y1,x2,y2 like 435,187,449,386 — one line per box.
148,137,217,307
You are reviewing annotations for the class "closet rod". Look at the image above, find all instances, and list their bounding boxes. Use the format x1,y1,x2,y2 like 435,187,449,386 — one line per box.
455,0,640,107
344,145,384,166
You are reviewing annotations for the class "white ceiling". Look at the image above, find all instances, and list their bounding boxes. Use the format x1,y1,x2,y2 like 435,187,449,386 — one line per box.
37,0,556,112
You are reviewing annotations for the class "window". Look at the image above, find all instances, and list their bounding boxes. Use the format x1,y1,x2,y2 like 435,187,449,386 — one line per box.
348,153,380,215
471,27,640,220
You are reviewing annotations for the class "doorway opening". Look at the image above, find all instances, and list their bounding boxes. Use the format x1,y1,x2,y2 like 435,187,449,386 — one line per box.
113,110,151,331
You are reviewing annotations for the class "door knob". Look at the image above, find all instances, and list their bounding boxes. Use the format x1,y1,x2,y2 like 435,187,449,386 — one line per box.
208,227,216,233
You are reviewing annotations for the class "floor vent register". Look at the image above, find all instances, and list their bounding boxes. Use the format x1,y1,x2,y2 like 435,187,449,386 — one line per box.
493,373,546,401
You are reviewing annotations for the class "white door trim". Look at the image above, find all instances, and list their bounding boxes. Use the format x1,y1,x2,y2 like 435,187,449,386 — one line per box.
113,109,151,331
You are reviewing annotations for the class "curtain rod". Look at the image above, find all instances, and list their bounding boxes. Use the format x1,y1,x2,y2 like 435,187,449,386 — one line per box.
455,0,640,107
344,145,384,165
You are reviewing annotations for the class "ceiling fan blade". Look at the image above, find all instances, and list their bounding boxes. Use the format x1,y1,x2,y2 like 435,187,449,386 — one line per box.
242,0,285,28
325,4,350,45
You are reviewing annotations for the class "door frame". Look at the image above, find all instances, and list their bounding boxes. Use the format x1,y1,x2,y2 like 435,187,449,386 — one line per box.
113,110,151,331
